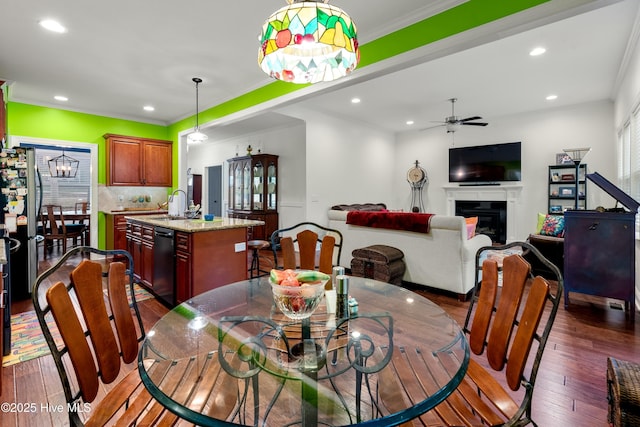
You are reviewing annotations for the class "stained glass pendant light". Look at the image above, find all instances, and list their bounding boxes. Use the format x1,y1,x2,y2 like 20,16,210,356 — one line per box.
259,0,359,84
187,77,208,144
48,150,79,178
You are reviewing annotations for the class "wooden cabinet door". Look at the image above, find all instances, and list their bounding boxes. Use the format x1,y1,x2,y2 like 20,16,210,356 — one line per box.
141,239,154,288
128,236,142,282
105,134,172,186
175,232,191,303
108,137,143,185
140,226,154,287
175,250,191,304
143,141,172,186
114,221,128,251
109,215,129,250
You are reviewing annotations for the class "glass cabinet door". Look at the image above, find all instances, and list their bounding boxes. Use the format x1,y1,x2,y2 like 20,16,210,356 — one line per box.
233,163,243,210
242,161,251,210
253,161,264,210
267,162,277,210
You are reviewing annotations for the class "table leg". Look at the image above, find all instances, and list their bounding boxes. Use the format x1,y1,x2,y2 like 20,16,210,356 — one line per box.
300,318,318,427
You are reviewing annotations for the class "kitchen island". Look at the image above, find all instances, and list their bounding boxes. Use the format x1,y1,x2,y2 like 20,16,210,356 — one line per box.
125,215,264,306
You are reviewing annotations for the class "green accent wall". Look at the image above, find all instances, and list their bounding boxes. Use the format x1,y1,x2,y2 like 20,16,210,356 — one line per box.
5,0,550,249
7,102,169,184
6,102,170,249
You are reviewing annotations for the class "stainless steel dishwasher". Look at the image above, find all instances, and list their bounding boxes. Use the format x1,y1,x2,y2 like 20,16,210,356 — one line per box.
153,226,175,307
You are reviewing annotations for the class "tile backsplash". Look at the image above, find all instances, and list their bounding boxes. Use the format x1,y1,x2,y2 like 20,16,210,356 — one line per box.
98,185,171,212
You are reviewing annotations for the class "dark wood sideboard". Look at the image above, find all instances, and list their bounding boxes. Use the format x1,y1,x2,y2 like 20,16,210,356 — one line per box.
564,172,639,318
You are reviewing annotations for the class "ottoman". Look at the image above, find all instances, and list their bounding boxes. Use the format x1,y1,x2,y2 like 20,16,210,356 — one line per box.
351,245,405,285
607,357,640,427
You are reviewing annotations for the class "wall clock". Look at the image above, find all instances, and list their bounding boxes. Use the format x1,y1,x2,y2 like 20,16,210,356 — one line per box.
407,160,427,212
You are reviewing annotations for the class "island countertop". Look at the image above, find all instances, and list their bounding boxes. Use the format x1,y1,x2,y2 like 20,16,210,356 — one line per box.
125,214,264,233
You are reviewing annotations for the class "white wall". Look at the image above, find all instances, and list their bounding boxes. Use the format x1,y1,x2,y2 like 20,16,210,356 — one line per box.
301,110,397,223
185,122,307,228
396,100,616,240
277,106,397,225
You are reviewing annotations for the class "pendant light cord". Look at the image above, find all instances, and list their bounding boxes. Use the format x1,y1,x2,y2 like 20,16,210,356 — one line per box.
193,77,202,130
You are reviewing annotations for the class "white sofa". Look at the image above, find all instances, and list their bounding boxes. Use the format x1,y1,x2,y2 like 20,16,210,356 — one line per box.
328,210,492,299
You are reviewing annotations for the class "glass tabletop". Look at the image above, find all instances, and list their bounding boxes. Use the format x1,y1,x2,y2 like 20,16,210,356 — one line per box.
139,276,469,427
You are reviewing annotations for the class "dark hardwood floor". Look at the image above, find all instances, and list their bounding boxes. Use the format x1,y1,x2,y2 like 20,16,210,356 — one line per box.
1,244,636,426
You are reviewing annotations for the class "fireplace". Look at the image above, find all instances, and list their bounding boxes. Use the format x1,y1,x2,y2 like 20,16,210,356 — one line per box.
456,200,507,243
444,183,523,243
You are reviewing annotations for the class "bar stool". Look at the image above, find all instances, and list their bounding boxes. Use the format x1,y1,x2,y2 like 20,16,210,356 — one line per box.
248,240,271,278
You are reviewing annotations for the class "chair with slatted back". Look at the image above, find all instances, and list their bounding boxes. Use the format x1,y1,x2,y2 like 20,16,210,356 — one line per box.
41,204,85,257
270,222,343,275
377,241,563,426
32,246,237,426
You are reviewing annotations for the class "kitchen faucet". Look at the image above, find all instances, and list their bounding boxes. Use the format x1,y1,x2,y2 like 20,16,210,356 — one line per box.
168,189,188,218
168,189,200,219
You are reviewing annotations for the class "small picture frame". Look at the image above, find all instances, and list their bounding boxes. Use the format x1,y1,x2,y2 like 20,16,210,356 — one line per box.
556,153,573,165
551,172,560,182
559,186,575,197
561,173,575,181
549,205,562,213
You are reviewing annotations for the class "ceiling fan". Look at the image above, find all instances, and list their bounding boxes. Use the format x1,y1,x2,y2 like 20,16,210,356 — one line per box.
423,98,488,133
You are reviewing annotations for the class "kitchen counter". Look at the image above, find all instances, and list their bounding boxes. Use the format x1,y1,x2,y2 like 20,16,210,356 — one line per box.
124,214,265,305
102,209,168,215
125,214,264,233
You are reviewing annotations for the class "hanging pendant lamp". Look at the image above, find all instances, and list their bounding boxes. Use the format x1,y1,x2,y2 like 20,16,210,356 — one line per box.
48,150,79,178
187,77,208,144
258,0,359,84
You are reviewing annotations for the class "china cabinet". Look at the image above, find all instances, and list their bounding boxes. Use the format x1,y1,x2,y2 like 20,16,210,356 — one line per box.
227,153,278,240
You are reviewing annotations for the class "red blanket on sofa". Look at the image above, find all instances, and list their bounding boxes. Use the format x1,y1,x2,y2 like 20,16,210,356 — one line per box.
346,211,434,233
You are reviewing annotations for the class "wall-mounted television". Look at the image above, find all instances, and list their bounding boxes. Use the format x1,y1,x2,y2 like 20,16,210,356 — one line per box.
449,141,522,184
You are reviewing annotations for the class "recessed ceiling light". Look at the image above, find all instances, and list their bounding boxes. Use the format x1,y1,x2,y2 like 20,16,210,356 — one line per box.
406,120,414,125
39,19,67,34
546,94,558,101
351,97,361,104
529,47,546,56
54,95,68,102
143,105,155,112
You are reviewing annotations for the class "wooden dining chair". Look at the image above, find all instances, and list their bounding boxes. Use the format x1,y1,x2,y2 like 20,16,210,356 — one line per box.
75,201,89,214
377,242,563,426
32,247,239,426
41,204,85,257
270,222,343,275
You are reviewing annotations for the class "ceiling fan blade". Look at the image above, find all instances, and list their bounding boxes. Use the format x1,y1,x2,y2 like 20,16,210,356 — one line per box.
419,123,445,131
461,121,488,126
459,116,483,122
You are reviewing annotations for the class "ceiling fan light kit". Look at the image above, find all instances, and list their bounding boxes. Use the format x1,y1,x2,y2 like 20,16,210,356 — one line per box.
258,0,359,84
423,98,488,134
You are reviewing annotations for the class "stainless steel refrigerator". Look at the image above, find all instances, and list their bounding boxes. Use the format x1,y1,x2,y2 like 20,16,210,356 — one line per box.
0,147,39,303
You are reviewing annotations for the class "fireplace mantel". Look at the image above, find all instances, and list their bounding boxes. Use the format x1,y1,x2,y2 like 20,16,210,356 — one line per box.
443,184,523,242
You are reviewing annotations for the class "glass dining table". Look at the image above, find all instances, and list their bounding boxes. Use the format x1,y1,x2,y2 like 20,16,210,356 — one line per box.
138,275,469,427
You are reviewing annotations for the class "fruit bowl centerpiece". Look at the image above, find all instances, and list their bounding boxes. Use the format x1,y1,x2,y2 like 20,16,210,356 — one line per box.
269,269,330,320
